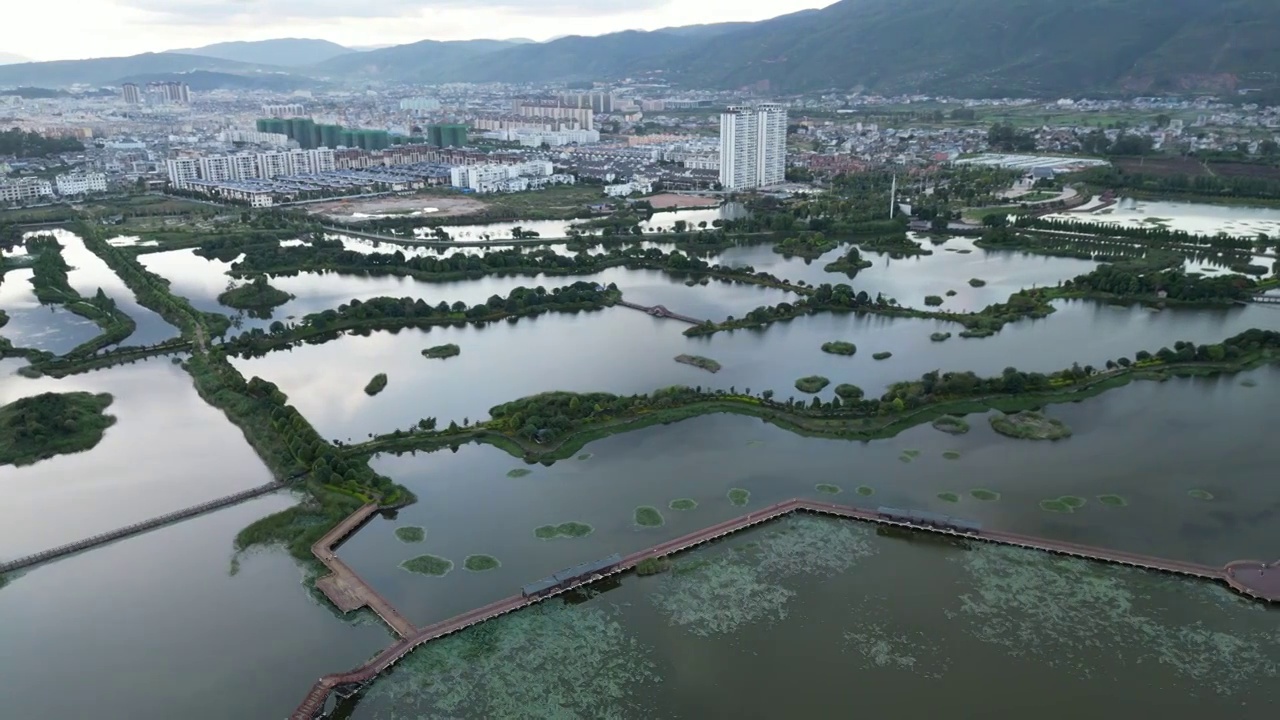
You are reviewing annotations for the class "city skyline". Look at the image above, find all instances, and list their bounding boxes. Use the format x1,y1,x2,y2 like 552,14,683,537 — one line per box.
4,0,834,63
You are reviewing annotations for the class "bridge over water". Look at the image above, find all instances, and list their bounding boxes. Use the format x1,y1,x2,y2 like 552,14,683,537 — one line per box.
615,300,704,325
289,498,1277,718
0,481,285,574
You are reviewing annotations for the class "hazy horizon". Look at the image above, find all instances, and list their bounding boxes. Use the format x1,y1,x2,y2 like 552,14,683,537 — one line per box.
5,0,835,63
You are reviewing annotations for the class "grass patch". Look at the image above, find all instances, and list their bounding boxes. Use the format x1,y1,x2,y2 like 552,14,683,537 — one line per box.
507,468,533,478
931,415,970,434
816,483,842,494
1039,495,1085,513
728,488,751,506
942,450,962,460
463,555,501,572
795,375,831,394
364,373,388,396
1097,494,1128,507
534,521,595,539
394,526,425,543
937,492,960,503
968,278,987,287
401,554,453,576
856,485,875,496
669,498,698,511
634,506,665,527
635,557,672,576
422,343,461,359
0,391,116,467
990,411,1072,440
674,354,721,373
969,488,1000,501
1188,488,1215,501
872,352,893,360
821,341,857,356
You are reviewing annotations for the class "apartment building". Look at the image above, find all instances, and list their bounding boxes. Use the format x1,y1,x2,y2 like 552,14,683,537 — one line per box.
719,103,787,190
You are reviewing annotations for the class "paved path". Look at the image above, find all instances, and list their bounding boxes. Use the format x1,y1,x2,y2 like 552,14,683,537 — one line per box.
310,504,417,640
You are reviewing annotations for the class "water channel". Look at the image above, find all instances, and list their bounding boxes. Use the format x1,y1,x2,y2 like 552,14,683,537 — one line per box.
1,198,1277,719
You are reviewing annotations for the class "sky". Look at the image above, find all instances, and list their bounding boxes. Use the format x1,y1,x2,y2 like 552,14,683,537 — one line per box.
5,0,835,62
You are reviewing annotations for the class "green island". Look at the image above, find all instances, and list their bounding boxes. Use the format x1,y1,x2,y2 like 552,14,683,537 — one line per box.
821,341,857,356
394,526,425,543
18,237,137,362
400,554,453,577
872,352,893,360
924,295,945,307
0,391,116,467
506,468,532,478
534,521,594,539
350,329,1280,465
932,415,970,434
463,555,501,572
795,375,831,393
773,232,838,259
217,275,293,311
634,506,665,527
422,344,461,360
856,485,875,496
823,246,873,276
930,332,952,342
990,410,1072,441
727,488,751,506
816,483,842,494
669,498,698,511
970,489,1001,501
674,354,721,373
945,290,958,297
833,384,864,401
364,373,388,396
942,451,962,460
1097,494,1128,507
856,232,932,258
968,278,987,287
937,492,960,503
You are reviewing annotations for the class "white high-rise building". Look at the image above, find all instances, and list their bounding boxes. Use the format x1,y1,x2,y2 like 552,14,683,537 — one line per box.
719,104,787,190
166,158,200,189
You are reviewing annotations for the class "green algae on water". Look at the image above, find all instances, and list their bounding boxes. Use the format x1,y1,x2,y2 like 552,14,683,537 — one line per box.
932,415,970,434
816,483,842,494
728,488,751,506
902,449,921,459
534,521,594,540
576,453,593,461
394,526,425,543
635,506,664,527
401,554,453,576
463,555,501,572
1058,496,1086,509
937,492,960,503
1097,494,1128,507
1240,379,1258,388
969,488,1000,501
669,498,698,511
943,451,962,460
1188,488,1215,501
856,485,875,497
1039,499,1072,513
507,468,533,478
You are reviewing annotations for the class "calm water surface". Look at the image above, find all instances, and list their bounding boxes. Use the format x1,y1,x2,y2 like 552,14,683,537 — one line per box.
0,268,100,354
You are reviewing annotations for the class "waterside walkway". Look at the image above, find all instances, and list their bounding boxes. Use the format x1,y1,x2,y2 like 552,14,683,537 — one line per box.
311,503,417,640
0,482,286,574
289,497,1277,718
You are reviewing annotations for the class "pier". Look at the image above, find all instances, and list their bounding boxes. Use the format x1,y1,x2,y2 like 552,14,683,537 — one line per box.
311,503,417,639
1249,292,1280,304
289,497,1276,718
0,481,285,574
615,300,704,325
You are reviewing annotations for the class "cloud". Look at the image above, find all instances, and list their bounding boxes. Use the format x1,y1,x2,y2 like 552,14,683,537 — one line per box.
125,0,667,25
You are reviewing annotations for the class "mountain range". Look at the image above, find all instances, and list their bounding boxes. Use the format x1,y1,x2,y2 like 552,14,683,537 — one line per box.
2,0,1279,96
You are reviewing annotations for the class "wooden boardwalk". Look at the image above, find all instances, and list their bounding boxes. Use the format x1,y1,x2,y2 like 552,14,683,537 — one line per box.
311,504,417,640
616,300,704,325
289,497,1275,718
0,482,285,574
